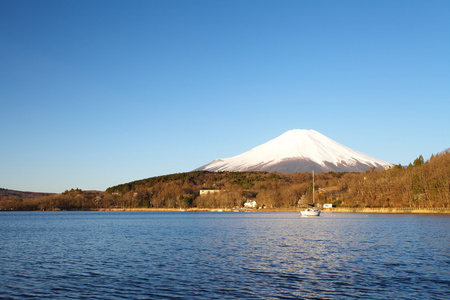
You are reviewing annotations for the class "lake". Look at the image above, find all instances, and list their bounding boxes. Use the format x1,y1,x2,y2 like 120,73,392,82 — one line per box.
0,211,449,299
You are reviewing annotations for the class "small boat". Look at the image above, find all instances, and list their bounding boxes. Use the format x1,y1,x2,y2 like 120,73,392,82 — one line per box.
300,207,321,216
300,171,321,217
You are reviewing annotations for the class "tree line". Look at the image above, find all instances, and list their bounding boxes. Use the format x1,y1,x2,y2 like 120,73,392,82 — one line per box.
1,150,448,211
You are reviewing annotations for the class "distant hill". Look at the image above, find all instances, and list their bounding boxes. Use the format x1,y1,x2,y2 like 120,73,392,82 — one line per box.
0,188,54,199
196,129,393,173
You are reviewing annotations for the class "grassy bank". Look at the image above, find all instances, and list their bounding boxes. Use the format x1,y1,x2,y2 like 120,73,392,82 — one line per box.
98,207,450,214
322,207,450,214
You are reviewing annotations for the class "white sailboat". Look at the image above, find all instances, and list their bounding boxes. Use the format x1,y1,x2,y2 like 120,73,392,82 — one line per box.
300,171,321,216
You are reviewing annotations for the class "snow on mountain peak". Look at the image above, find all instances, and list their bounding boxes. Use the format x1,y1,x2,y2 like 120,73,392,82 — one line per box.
196,129,393,173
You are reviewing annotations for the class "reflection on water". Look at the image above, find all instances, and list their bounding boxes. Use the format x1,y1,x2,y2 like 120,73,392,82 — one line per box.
0,212,449,299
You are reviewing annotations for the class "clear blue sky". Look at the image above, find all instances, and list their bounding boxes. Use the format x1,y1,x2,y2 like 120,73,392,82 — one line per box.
1,0,449,193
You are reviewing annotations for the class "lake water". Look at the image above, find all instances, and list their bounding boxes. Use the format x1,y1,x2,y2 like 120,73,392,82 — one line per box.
0,212,449,299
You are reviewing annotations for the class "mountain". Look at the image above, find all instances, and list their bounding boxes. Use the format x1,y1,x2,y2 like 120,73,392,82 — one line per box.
196,129,393,173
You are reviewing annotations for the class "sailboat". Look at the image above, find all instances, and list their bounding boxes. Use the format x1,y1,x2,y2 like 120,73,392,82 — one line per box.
300,171,321,216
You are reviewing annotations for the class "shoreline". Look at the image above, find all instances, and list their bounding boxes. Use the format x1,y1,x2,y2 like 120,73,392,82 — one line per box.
2,207,448,214
322,207,450,214
96,207,450,214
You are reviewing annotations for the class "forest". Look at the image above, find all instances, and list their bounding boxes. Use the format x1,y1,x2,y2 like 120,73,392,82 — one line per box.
1,150,448,211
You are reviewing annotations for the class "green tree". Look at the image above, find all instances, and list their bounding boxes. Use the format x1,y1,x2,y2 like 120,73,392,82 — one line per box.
413,155,424,167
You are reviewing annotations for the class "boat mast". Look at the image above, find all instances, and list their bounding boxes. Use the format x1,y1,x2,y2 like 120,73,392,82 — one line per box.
312,170,315,204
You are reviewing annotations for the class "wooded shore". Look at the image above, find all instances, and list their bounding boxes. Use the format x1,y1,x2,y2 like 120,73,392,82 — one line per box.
2,151,448,212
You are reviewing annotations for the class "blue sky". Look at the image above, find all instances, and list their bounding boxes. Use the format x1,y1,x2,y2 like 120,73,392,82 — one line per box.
1,0,449,193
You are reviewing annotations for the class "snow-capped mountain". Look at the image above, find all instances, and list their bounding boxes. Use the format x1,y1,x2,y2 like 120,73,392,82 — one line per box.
196,129,393,173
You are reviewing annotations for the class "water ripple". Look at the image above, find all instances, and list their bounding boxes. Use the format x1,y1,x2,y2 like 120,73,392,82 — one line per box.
0,212,449,299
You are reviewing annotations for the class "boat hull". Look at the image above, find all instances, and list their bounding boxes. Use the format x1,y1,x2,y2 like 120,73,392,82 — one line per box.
300,208,321,216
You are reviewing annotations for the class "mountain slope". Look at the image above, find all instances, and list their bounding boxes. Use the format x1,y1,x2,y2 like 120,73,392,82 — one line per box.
196,129,393,173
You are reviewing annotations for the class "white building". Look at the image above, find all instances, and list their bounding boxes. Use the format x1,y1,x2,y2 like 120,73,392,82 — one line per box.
199,189,221,196
244,200,257,208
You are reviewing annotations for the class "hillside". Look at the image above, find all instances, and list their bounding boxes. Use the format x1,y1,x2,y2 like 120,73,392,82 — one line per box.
107,150,448,209
1,151,448,211
0,188,54,199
